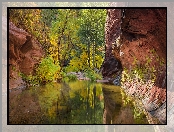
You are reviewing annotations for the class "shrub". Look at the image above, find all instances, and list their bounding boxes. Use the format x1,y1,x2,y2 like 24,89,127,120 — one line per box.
36,56,61,83
20,56,62,86
84,69,102,81
62,74,77,82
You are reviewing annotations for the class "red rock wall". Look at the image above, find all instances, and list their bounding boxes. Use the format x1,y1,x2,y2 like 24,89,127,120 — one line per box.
105,9,122,59
103,9,166,124
118,9,166,87
9,22,44,89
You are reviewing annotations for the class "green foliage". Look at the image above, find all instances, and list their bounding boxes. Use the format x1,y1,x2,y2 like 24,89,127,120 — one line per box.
9,9,41,38
9,9,52,55
19,72,39,86
121,89,133,106
20,56,62,86
11,65,16,71
40,9,58,27
49,9,80,65
78,9,106,69
66,50,90,72
36,56,61,83
84,69,102,81
122,52,165,86
10,9,107,85
121,61,155,86
66,45,104,72
62,74,77,82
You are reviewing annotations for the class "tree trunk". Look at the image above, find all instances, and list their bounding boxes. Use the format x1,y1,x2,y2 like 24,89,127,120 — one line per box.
57,10,70,64
87,37,90,68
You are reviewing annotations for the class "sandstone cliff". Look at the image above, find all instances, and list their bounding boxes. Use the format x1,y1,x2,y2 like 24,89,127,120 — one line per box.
102,9,166,124
9,22,44,89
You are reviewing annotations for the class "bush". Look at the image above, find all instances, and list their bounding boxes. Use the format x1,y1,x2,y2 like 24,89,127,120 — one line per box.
20,56,62,86
84,69,102,81
19,72,39,86
62,73,77,82
36,56,61,83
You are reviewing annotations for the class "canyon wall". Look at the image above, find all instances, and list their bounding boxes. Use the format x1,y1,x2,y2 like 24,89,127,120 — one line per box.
9,22,44,89
102,9,166,124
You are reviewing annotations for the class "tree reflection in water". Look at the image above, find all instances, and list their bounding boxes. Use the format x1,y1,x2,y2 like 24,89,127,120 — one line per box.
102,84,148,124
9,80,148,124
66,82,104,124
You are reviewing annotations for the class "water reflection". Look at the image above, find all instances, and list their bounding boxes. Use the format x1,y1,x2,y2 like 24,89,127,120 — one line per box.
102,85,136,124
55,82,104,124
9,80,148,124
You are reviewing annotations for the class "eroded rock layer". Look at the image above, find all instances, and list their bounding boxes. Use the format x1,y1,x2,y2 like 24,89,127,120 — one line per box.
102,9,166,124
9,22,44,89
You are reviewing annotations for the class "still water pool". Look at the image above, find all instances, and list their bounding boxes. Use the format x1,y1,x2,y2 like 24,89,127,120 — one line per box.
9,80,149,124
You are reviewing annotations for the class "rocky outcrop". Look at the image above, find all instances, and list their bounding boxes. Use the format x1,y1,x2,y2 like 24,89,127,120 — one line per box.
101,9,123,85
102,9,166,124
101,57,122,85
9,22,44,89
104,9,122,59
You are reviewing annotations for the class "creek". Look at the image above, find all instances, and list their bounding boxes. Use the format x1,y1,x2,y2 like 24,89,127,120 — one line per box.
9,80,149,124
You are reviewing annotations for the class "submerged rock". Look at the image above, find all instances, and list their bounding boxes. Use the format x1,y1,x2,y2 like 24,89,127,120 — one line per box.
113,75,121,86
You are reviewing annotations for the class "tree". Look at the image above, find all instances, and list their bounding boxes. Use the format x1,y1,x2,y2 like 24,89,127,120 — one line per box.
78,9,106,70
49,9,80,67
